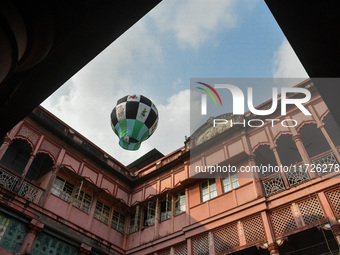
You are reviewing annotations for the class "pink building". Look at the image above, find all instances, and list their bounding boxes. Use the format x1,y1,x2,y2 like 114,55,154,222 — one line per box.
0,79,339,254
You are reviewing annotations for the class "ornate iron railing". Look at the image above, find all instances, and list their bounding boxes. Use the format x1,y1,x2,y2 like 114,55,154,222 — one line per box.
312,151,339,177
0,167,20,191
0,166,44,203
18,182,44,204
262,173,286,196
285,164,310,187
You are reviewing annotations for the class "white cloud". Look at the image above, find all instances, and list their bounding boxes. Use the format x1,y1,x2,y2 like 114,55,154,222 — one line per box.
150,0,239,48
273,38,308,78
42,19,165,165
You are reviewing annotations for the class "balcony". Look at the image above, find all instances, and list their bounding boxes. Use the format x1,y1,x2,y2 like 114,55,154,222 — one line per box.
261,151,340,196
0,166,44,204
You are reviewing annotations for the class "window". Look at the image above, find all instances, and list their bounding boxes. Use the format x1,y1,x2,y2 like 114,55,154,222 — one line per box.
73,188,93,214
51,176,74,202
143,201,156,226
111,210,126,233
94,201,111,224
200,179,217,202
174,191,186,216
160,194,171,221
222,172,239,193
129,206,140,233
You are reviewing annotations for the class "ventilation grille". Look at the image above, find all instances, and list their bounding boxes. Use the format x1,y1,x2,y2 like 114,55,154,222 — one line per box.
174,242,187,255
297,197,325,225
270,206,297,236
326,187,340,216
213,222,240,254
242,215,265,244
192,234,209,255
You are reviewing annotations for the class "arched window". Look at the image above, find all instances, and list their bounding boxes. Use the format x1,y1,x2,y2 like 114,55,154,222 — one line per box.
323,113,340,147
299,124,331,158
254,145,278,178
276,135,302,166
26,153,53,182
0,139,32,175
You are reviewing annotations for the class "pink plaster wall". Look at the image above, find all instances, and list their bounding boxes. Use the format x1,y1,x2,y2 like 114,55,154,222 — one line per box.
158,218,171,237
140,226,155,244
62,153,81,173
227,140,244,158
82,165,98,184
101,177,116,195
144,183,157,199
68,207,90,229
116,187,129,204
173,213,186,232
205,147,226,166
44,195,70,218
174,170,185,186
160,177,171,192
130,191,142,205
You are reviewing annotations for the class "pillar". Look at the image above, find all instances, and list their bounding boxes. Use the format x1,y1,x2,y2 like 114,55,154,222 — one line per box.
18,219,44,255
208,231,215,255
292,134,317,178
38,166,58,206
268,243,280,255
187,238,192,255
248,154,264,198
0,136,11,160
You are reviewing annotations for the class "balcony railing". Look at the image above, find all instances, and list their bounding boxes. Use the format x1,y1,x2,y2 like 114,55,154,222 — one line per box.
312,151,339,177
262,150,340,196
285,164,310,187
262,173,286,196
18,181,44,204
0,166,44,204
0,167,20,190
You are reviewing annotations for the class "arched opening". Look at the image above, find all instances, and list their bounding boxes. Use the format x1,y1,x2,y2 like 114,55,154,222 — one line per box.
26,153,54,185
323,113,340,147
299,124,331,158
254,145,278,178
276,134,302,166
0,139,32,175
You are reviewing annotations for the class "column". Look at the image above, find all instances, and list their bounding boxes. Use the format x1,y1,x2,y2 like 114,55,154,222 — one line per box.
14,153,35,192
261,211,280,254
272,147,289,188
248,154,264,198
292,134,317,178
268,243,280,255
185,188,190,225
38,166,58,206
0,136,11,160
319,124,340,162
18,219,44,255
208,231,215,255
187,238,192,255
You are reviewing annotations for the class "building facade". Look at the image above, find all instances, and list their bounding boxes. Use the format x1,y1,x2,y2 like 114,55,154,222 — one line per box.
0,79,340,255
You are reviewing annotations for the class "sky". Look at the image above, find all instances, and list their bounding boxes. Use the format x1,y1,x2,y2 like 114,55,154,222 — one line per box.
42,0,308,165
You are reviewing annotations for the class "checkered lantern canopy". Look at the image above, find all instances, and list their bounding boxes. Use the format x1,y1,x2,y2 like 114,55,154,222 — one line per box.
110,95,159,150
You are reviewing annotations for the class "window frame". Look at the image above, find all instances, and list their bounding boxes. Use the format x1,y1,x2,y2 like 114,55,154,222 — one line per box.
129,206,140,233
51,176,74,202
221,172,239,193
73,188,93,214
174,191,186,216
94,200,111,224
143,201,156,227
200,179,217,202
111,210,126,233
160,194,172,221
